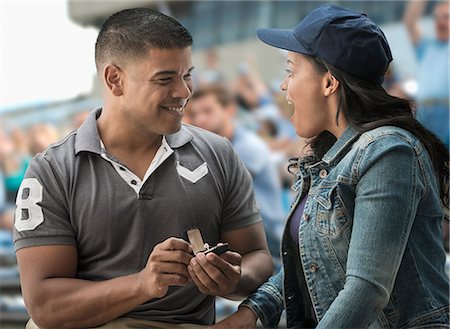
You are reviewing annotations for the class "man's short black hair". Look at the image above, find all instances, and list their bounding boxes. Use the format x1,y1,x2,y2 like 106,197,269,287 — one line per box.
95,8,193,71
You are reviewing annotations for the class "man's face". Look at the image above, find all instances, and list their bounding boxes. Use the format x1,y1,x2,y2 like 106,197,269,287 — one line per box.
119,47,194,136
434,2,449,42
188,94,227,135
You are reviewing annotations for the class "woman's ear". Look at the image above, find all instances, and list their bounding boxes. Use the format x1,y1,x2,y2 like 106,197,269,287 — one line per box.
323,72,339,97
103,64,123,97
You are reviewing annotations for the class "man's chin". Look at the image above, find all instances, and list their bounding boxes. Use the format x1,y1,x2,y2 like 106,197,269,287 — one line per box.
165,123,182,135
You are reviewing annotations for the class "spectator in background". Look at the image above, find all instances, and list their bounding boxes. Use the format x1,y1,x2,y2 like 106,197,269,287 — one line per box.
231,55,301,206
187,85,286,262
27,123,59,156
232,54,290,137
195,48,225,87
404,0,449,147
0,128,31,204
0,169,13,232
0,129,27,231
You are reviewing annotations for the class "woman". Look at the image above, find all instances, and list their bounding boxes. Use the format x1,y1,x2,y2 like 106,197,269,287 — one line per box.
212,4,449,329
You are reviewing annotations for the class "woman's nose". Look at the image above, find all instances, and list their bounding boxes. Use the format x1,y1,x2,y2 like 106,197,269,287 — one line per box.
280,77,288,91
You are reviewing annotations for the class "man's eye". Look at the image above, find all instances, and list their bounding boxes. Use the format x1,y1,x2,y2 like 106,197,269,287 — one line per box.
158,78,172,83
183,74,192,81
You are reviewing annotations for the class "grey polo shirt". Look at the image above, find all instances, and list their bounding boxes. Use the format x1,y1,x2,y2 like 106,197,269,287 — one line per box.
13,108,261,324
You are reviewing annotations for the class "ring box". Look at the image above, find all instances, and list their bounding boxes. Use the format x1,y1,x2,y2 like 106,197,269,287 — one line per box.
186,228,229,255
203,243,229,255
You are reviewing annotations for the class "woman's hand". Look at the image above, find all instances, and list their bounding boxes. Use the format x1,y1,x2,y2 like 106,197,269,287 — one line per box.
207,306,258,329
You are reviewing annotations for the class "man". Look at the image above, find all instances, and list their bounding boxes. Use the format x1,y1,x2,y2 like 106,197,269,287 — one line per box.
404,0,449,147
14,8,272,329
187,85,286,262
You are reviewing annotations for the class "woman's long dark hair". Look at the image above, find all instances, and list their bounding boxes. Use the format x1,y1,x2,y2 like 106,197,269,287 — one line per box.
297,55,449,213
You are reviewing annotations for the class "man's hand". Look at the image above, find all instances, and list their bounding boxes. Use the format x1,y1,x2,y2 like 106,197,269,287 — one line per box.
188,247,242,297
140,237,193,299
207,306,258,329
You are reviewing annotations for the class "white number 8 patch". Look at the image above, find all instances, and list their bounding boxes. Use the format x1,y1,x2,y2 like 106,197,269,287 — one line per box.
15,178,44,231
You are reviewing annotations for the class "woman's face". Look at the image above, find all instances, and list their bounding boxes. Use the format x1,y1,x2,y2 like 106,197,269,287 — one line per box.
281,52,334,139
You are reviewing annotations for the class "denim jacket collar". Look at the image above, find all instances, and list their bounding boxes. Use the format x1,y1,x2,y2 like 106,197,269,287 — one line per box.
292,125,360,192
322,125,360,166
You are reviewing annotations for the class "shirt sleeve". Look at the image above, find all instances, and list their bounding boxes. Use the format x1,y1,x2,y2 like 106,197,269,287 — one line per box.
220,138,262,231
240,269,285,328
13,153,76,251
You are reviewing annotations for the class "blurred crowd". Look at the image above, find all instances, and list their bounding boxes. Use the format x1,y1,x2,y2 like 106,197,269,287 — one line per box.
0,112,90,231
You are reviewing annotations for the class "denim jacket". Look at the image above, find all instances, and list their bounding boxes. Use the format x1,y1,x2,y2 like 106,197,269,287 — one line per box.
242,125,449,328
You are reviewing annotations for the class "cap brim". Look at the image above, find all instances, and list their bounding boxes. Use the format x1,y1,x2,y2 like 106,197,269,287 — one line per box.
257,28,311,55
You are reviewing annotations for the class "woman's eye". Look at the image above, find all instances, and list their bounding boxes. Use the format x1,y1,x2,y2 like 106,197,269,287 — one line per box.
285,69,293,77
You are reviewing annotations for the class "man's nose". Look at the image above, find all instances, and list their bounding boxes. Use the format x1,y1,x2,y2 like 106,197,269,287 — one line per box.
172,78,192,100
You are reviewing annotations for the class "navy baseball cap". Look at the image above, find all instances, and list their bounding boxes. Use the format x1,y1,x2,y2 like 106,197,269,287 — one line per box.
257,4,393,84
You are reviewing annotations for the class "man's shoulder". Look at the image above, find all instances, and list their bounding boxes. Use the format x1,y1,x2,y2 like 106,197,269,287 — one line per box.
42,130,77,157
31,130,78,170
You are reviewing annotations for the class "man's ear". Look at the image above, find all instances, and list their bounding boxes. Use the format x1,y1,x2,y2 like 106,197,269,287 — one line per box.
103,64,123,97
323,72,339,97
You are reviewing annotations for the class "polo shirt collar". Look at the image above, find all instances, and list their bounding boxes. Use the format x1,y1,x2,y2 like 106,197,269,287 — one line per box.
75,108,194,155
166,125,194,149
75,108,103,155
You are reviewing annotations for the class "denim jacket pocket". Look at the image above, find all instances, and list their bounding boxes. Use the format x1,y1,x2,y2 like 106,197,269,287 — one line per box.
313,183,351,237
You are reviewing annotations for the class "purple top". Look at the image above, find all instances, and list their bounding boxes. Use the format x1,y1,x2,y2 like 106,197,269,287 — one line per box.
289,196,307,244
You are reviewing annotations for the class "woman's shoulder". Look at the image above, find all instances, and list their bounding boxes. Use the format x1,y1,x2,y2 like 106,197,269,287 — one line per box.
349,126,429,176
357,126,422,154
360,125,418,142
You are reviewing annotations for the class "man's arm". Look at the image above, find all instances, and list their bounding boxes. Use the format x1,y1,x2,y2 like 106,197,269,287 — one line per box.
188,221,273,300
222,221,273,297
17,238,192,329
404,0,427,45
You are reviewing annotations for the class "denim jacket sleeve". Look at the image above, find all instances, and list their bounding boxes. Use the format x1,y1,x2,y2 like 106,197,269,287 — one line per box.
317,135,425,328
240,268,285,328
